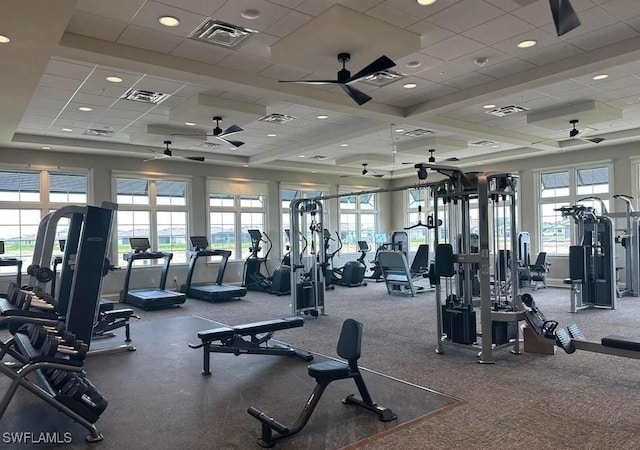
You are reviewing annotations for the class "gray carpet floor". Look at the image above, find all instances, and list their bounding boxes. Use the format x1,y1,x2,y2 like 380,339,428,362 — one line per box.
3,281,640,449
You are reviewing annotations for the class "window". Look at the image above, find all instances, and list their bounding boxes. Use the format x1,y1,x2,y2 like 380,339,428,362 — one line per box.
537,165,611,255
209,180,268,260
114,177,188,265
0,169,88,273
406,188,427,251
339,190,377,253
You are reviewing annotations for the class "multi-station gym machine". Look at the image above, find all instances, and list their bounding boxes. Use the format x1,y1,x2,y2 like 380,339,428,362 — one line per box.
557,204,615,313
417,163,523,364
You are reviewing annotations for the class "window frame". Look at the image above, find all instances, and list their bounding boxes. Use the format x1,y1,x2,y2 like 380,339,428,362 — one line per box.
0,165,91,272
112,173,190,267
535,162,613,256
338,187,378,254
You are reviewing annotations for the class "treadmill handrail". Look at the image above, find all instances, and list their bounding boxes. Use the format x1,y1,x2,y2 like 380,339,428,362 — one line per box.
185,249,232,287
122,251,174,299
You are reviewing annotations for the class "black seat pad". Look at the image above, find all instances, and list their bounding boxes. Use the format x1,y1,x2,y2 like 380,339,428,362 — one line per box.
197,326,235,342
103,309,135,320
308,360,350,380
602,335,640,352
233,317,303,335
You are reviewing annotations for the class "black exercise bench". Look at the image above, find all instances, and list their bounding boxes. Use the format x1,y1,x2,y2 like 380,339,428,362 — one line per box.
189,317,313,375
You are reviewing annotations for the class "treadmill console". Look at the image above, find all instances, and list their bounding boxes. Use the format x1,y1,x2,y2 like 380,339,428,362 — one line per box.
130,237,151,254
190,236,210,252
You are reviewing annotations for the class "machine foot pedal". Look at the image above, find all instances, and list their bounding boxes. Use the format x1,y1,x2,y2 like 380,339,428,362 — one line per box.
567,324,584,340
555,328,575,354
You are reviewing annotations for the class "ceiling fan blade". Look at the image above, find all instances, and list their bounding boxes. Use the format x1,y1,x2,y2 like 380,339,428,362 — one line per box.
372,174,384,178
279,80,341,85
185,156,205,161
348,55,396,83
143,154,168,162
340,84,372,106
215,136,245,148
445,157,460,162
549,0,581,37
585,137,605,144
220,124,243,137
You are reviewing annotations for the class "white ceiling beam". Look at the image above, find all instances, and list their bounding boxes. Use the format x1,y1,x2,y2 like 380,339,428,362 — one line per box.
249,120,387,165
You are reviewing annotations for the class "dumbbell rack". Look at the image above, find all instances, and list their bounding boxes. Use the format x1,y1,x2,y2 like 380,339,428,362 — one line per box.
0,204,116,441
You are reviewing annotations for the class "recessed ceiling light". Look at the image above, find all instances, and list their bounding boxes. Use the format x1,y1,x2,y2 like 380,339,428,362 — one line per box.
394,128,405,133
243,164,249,167
42,146,51,150
299,155,306,158
267,133,277,137
158,16,180,27
417,0,437,5
406,61,421,68
185,122,196,126
241,8,261,19
0,34,10,44
517,40,537,48
311,170,317,173
492,145,500,148
340,144,349,147
403,83,417,89
61,128,73,132
106,76,122,83
78,106,92,112
592,74,609,80
316,115,329,119
392,150,398,154
483,104,496,109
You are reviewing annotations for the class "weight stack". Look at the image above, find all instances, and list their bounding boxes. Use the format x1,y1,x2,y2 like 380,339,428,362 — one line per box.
491,321,518,345
442,305,476,345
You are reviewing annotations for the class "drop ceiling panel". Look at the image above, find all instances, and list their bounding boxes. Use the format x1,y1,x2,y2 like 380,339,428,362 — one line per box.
463,14,536,46
217,52,273,74
365,4,421,28
75,0,147,23
66,12,128,42
44,58,95,81
567,23,639,51
212,0,291,32
426,0,505,33
479,57,535,78
270,4,421,71
421,34,486,61
130,1,209,37
601,0,640,19
264,10,313,37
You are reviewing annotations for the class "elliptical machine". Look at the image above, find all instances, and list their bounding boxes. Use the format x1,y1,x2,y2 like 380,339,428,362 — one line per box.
242,229,290,296
324,229,367,288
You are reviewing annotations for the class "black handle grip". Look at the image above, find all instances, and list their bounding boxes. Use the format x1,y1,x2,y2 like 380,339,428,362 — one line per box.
247,406,289,434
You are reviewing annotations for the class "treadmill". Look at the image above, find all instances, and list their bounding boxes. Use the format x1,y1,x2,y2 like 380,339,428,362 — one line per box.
0,240,22,298
181,236,247,302
120,237,186,310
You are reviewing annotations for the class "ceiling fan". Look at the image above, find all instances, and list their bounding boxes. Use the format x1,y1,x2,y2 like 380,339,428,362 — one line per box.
548,0,581,37
279,52,396,106
144,140,205,163
171,116,245,148
531,120,605,146
340,163,384,178
427,148,459,163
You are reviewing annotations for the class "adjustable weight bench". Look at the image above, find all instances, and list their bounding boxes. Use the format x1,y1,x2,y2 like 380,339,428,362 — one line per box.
189,317,313,375
377,251,428,297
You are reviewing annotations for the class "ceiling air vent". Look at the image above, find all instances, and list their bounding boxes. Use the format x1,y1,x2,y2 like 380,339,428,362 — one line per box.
121,89,170,104
259,113,296,124
362,69,405,87
82,129,113,137
189,19,258,48
470,140,498,147
403,129,433,137
485,105,529,117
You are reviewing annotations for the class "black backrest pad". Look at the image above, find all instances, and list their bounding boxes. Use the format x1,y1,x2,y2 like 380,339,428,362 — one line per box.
569,246,586,280
337,318,362,362
435,244,455,277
